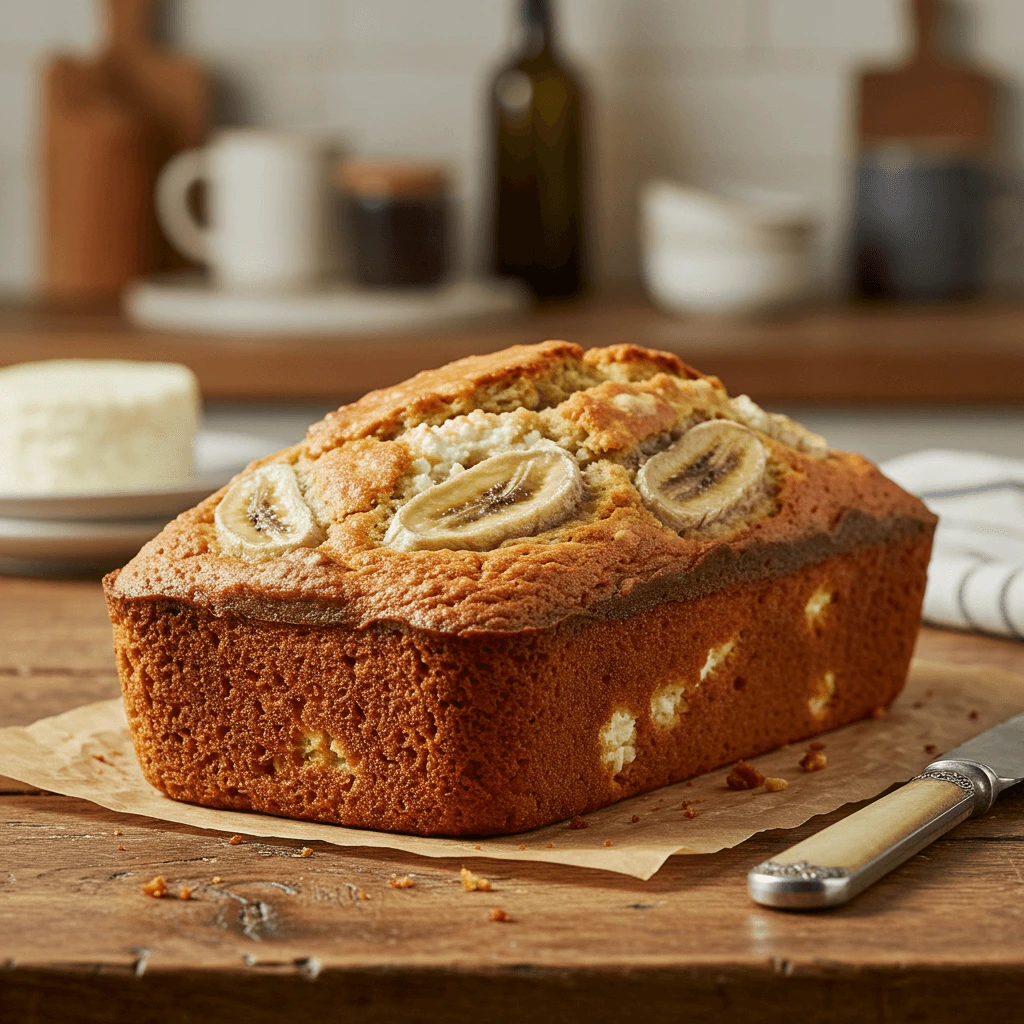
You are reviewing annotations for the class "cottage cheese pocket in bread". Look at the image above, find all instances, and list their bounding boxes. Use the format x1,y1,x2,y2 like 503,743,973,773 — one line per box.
104,342,935,836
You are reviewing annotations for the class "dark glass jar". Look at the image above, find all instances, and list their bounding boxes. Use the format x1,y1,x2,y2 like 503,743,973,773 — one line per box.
340,162,449,288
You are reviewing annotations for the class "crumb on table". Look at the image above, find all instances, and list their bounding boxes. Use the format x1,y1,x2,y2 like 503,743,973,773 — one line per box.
358,890,370,900
517,844,525,851
569,815,589,830
489,907,509,922
178,885,193,901
113,830,123,836
604,839,613,847
389,875,415,889
141,876,167,898
211,876,223,884
299,847,313,858
764,777,789,792
630,815,640,823
117,844,126,851
228,835,243,846
726,760,765,790
544,842,554,849
460,867,492,892
800,749,828,772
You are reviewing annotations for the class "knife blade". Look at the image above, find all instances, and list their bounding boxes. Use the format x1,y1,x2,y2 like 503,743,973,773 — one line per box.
747,711,1024,909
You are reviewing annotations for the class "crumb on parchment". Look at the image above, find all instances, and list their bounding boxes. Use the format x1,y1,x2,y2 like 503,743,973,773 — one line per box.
489,907,509,922
460,867,492,892
800,749,828,772
726,761,765,790
764,777,789,792
141,876,167,898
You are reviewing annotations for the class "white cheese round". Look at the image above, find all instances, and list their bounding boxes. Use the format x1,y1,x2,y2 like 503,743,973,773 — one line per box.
0,360,199,496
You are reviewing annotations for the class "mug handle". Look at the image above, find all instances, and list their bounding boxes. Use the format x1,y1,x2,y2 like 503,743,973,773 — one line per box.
156,148,209,263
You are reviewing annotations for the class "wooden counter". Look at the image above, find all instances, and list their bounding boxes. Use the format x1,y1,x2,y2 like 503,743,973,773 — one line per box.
3,576,1024,1022
4,297,1024,405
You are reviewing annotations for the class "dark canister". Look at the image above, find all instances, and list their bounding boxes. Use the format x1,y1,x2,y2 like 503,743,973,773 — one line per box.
340,162,448,288
852,146,988,300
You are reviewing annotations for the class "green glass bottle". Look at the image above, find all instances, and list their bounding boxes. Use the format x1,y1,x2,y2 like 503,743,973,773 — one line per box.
489,0,587,299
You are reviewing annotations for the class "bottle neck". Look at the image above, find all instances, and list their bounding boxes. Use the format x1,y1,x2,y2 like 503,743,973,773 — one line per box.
521,0,554,59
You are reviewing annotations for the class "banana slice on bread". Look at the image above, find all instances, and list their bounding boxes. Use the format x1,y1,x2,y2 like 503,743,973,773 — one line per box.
384,448,583,552
637,420,767,533
215,463,325,562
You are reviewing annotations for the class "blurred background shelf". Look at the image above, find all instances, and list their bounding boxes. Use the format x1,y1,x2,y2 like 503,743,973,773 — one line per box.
3,295,1024,406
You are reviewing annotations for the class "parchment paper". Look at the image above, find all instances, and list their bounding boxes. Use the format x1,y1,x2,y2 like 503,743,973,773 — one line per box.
1,659,1021,880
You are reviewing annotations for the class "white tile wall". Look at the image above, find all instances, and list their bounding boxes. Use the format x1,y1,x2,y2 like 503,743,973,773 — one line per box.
2,0,1023,295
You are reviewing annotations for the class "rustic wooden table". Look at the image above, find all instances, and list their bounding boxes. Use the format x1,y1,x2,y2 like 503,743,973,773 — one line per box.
6,297,1024,405
2,577,1024,1022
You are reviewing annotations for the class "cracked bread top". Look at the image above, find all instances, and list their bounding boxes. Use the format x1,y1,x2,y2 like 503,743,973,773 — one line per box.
105,341,936,635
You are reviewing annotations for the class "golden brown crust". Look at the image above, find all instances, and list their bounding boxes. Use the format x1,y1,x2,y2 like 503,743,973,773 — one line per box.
306,340,591,453
105,441,931,636
305,438,412,521
582,343,708,381
104,341,934,636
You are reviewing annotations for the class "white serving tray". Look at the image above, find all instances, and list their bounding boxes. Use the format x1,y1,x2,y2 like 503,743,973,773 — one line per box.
124,273,530,336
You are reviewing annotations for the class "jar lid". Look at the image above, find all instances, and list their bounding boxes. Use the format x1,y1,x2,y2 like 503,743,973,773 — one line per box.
339,161,447,198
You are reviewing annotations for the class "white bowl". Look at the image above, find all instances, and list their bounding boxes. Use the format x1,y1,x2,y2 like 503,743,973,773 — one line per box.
642,243,810,317
640,181,814,316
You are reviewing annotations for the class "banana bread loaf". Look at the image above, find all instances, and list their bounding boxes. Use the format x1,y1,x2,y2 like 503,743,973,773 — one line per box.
104,341,935,836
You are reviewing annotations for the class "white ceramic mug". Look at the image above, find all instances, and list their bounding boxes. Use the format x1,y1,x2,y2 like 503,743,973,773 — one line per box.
156,130,337,293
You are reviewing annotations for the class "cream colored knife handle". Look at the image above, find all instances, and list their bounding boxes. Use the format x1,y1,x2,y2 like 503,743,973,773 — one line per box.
748,760,1000,909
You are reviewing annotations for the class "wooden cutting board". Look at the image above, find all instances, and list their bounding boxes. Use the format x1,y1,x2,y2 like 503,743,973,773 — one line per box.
3,578,1024,1023
42,0,209,300
857,0,995,151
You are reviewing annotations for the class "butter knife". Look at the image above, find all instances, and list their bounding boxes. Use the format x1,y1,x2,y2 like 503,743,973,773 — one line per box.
747,712,1024,909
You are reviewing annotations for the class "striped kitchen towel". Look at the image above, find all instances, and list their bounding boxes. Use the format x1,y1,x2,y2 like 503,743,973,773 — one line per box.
883,450,1024,639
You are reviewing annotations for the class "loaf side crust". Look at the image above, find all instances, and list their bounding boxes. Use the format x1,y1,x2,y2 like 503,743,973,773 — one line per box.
108,532,931,837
